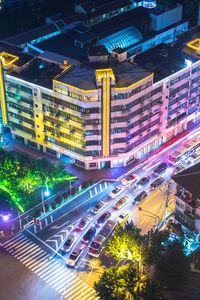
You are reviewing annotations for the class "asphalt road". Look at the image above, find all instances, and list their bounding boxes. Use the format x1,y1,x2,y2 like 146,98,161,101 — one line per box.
1,126,200,299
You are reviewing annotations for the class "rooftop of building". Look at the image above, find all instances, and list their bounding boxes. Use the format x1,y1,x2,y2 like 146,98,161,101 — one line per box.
0,41,34,67
56,58,150,90
172,162,200,199
5,24,59,46
10,57,62,89
77,0,132,20
134,37,199,83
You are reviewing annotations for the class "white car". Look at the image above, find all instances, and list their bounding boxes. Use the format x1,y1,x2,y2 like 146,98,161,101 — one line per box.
121,174,137,186
67,248,82,267
109,185,124,198
91,201,105,214
117,211,130,225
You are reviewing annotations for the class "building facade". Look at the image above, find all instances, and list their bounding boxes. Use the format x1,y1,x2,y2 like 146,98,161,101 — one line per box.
173,165,200,239
0,38,200,170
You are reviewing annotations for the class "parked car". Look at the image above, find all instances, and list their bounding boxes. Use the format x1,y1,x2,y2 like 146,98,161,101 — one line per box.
150,177,164,190
67,247,82,267
109,185,124,198
117,211,130,225
77,216,91,231
121,174,137,186
62,234,76,253
96,211,111,226
82,227,96,244
91,201,105,214
137,176,150,187
153,163,168,175
133,191,147,205
174,164,185,175
114,196,129,209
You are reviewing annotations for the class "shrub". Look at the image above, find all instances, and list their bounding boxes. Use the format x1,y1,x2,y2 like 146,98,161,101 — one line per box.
82,181,89,189
89,179,94,186
51,202,56,210
71,188,76,196
62,192,68,199
55,196,62,205
34,209,41,218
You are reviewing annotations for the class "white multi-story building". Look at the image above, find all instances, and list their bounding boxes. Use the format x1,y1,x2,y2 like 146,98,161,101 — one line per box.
0,32,200,170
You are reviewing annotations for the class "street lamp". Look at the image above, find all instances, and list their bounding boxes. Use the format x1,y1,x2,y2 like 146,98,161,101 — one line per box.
41,188,46,214
138,207,160,229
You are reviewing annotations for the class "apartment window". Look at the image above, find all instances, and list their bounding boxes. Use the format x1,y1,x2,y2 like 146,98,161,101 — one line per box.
151,86,162,96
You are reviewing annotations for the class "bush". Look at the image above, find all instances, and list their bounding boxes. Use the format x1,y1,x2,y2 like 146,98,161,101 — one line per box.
62,192,69,199
55,196,62,205
71,188,76,196
89,179,94,186
82,181,89,189
51,202,56,210
44,203,51,212
34,209,41,218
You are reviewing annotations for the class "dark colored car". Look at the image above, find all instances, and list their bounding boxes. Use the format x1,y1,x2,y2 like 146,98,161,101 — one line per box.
137,176,150,187
62,234,75,253
82,227,96,243
153,163,167,175
96,211,111,226
150,177,164,190
133,191,147,205
77,216,90,231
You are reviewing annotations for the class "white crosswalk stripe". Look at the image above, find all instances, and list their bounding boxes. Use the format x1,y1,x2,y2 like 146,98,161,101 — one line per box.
3,233,98,299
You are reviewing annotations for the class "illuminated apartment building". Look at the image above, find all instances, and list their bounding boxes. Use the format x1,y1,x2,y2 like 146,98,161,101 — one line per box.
0,32,200,169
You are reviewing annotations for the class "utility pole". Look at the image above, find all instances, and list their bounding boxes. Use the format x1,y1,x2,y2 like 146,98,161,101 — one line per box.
164,181,172,221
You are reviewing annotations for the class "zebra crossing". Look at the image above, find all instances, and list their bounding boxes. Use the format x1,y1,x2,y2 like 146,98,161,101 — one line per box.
2,233,98,300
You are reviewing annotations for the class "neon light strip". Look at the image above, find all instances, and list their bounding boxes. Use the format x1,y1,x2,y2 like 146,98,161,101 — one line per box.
0,61,7,125
106,73,110,156
103,76,107,156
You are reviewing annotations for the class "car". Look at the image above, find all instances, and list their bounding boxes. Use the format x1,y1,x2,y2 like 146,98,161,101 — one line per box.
121,174,137,186
109,185,124,198
96,211,111,226
133,191,147,205
174,164,185,175
150,177,164,190
188,152,199,163
114,196,129,209
62,234,76,253
117,211,130,225
67,247,82,267
91,201,105,214
153,163,168,175
77,216,91,231
137,176,150,187
82,227,96,243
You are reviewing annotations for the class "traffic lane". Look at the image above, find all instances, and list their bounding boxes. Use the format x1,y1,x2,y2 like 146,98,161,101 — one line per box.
133,189,167,234
36,183,115,240
63,191,134,267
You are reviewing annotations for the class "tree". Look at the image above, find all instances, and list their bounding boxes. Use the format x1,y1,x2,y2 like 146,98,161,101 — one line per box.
106,222,142,262
144,229,169,266
140,280,167,300
94,266,126,300
82,181,89,189
120,263,138,298
155,241,190,289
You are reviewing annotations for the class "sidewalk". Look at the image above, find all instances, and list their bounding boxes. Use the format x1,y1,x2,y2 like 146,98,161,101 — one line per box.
6,124,194,186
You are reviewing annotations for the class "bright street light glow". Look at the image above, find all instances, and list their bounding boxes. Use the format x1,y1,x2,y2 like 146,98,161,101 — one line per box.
44,190,50,197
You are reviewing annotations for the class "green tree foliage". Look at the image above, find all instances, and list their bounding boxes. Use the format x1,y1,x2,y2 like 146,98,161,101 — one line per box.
120,263,138,297
140,280,167,300
155,241,190,289
106,221,143,262
0,149,77,212
94,266,126,300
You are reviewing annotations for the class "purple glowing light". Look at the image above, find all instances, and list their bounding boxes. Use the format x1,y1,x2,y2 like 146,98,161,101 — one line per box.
2,214,10,221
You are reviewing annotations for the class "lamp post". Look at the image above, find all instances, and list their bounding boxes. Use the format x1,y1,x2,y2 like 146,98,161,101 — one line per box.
41,188,46,214
138,207,160,229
